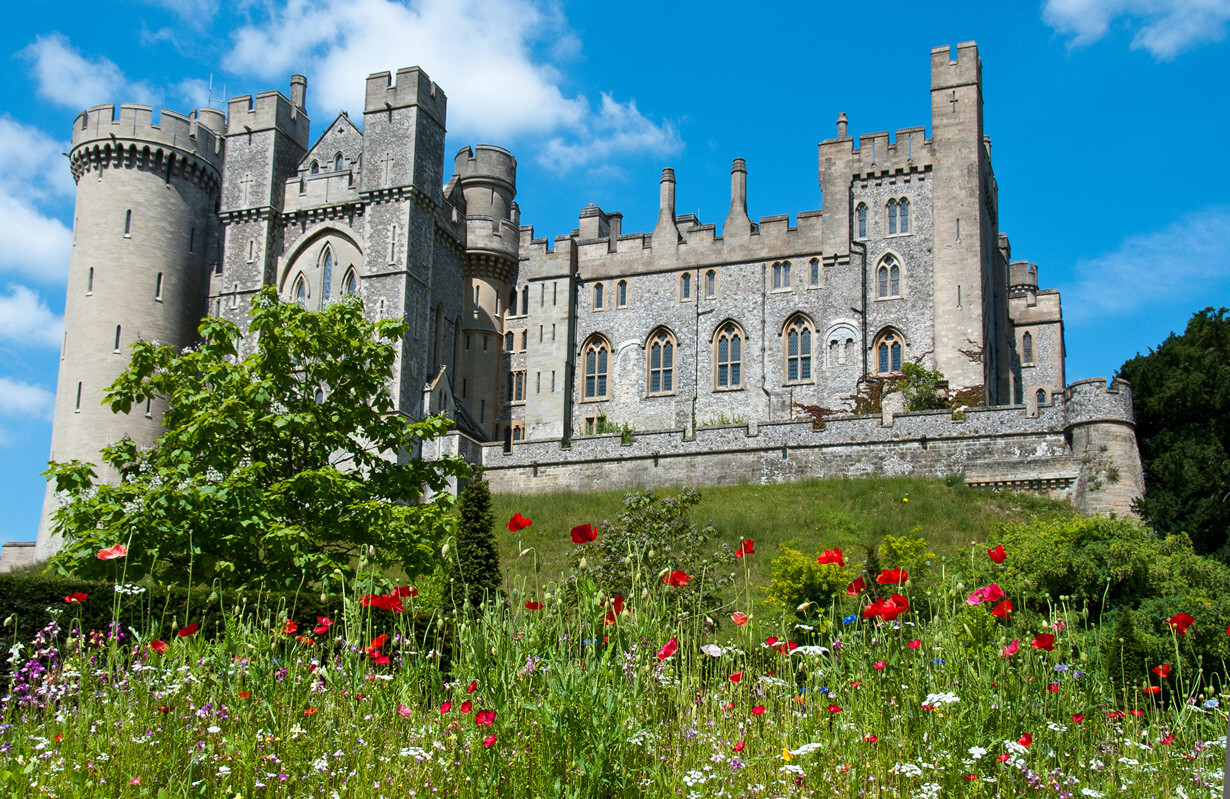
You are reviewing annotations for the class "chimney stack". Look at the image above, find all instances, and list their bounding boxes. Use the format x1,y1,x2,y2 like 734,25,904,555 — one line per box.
723,158,752,238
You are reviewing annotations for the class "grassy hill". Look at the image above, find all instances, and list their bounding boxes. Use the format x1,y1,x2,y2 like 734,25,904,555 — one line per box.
491,476,1074,595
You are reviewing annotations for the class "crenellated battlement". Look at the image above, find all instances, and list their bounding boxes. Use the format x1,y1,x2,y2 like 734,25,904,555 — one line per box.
226,89,310,148
1009,260,1038,295
454,145,516,190
820,126,934,179
364,67,446,125
71,104,224,169
931,41,981,91
1063,378,1136,428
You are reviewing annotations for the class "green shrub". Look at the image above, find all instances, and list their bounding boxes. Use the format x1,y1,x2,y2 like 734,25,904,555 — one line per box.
766,546,852,613
447,474,503,612
877,531,935,576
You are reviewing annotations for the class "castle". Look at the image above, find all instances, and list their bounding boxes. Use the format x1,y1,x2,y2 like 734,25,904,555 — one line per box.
9,41,1144,568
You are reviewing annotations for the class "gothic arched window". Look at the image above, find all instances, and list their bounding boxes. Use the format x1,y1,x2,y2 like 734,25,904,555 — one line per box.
343,270,358,296
706,269,717,298
505,332,514,351
714,322,743,389
877,256,901,299
784,315,813,383
680,273,691,301
856,203,868,239
594,282,604,310
321,247,334,302
293,275,307,306
887,199,899,235
898,198,910,233
334,153,344,171
1022,331,1034,364
647,328,677,395
310,160,319,175
617,280,627,307
874,328,904,375
582,336,610,400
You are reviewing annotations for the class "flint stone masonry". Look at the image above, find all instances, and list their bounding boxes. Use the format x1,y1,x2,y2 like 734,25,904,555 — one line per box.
22,42,1147,569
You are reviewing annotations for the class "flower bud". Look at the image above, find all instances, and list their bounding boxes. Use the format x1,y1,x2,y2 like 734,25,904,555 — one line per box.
441,543,450,557
520,548,531,557
579,558,588,570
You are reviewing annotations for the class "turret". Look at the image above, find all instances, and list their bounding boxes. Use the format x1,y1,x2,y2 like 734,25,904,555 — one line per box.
38,103,226,560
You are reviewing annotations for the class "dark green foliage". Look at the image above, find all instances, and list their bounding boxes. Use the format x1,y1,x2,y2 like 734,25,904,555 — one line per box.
42,286,468,588
1104,609,1149,701
1116,307,1230,558
447,475,503,611
898,362,948,411
577,488,733,609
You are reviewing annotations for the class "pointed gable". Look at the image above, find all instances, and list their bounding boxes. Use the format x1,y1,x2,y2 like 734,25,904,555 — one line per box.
298,112,363,177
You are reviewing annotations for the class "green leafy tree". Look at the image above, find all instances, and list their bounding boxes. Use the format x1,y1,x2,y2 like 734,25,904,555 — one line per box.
447,473,503,611
1116,307,1230,558
898,362,948,411
44,287,469,587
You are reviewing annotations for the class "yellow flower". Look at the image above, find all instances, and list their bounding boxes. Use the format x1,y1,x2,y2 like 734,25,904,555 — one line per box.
902,497,909,503
782,747,793,762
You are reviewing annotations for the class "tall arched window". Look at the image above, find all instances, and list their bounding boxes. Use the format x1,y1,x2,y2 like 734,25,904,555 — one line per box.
714,322,743,389
617,280,627,307
680,273,691,300
1022,331,1034,364
344,270,358,296
856,203,868,239
520,286,529,315
321,247,334,302
310,160,319,175
772,261,791,289
887,199,899,235
582,336,610,400
294,275,307,306
508,288,518,314
898,198,910,233
594,282,604,310
334,153,344,171
505,332,514,351
647,329,676,394
784,316,813,382
809,258,820,287
876,256,901,298
706,269,717,298
874,329,904,375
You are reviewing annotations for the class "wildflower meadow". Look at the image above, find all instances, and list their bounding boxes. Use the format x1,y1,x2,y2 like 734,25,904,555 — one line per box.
4,490,1230,798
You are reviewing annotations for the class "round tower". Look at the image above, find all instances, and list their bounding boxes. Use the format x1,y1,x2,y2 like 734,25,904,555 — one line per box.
454,144,518,441
36,103,224,560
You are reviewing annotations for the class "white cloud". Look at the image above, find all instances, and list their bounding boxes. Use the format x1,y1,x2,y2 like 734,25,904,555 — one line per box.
1043,0,1230,59
0,117,73,283
1060,206,1230,323
0,285,63,349
0,378,55,421
19,33,159,110
225,0,679,169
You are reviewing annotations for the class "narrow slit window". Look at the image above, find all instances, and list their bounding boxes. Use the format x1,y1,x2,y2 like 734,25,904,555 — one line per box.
113,325,121,352
856,204,868,239
899,198,910,233
155,272,163,299
705,270,716,298
617,280,627,307
887,200,898,235
594,283,604,310
810,258,820,287
189,227,195,253
75,382,82,411
123,210,132,236
681,273,691,300
87,267,94,294
1022,331,1034,364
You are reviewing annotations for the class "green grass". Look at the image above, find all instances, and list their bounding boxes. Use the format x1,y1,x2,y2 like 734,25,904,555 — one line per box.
493,476,1074,597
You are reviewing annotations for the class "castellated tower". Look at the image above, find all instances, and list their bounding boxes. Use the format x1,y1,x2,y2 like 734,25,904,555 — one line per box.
36,103,226,560
453,145,518,440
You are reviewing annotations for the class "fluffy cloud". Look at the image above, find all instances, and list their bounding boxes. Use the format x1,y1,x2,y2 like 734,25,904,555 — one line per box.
0,117,73,283
225,0,678,169
0,378,55,421
1043,0,1230,59
1059,206,1230,323
0,285,63,349
19,33,159,111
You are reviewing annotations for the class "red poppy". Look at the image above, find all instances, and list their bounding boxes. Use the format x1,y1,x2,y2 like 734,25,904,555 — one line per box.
507,513,532,532
863,593,910,621
1001,638,1019,657
475,709,496,726
735,539,755,558
827,704,842,714
368,634,388,652
440,701,453,713
1017,733,1032,748
282,619,298,635
64,592,88,604
97,544,128,561
392,586,418,598
817,548,844,567
296,636,315,645
303,708,318,716
313,616,333,635
845,576,866,596
1142,685,1161,694
873,660,886,670
482,734,497,747
1032,633,1056,651
996,753,1010,762
908,639,921,649
157,705,172,713
662,570,691,587
751,705,765,715
723,701,735,711
1046,683,1059,693
1159,732,1174,746
991,599,1013,619
525,601,543,610
731,611,749,626
1072,713,1084,723
863,735,878,743
657,637,678,661
466,680,478,694
772,640,798,655
1152,664,1171,678
1168,613,1195,635
359,594,404,613
460,700,473,713
238,691,250,699
604,595,626,625
729,671,744,684
1108,710,1125,719
733,741,745,753
570,524,597,544
1130,709,1144,716
876,568,909,585
149,640,168,654
987,545,1007,564
177,624,198,638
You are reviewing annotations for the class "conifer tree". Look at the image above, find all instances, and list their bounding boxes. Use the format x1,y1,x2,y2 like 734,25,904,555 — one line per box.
447,473,503,612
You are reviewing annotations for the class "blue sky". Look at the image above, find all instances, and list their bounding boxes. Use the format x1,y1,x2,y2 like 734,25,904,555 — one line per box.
2,0,1229,545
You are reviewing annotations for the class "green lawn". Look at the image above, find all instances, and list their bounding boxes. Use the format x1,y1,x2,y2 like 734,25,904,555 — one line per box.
492,476,1074,597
